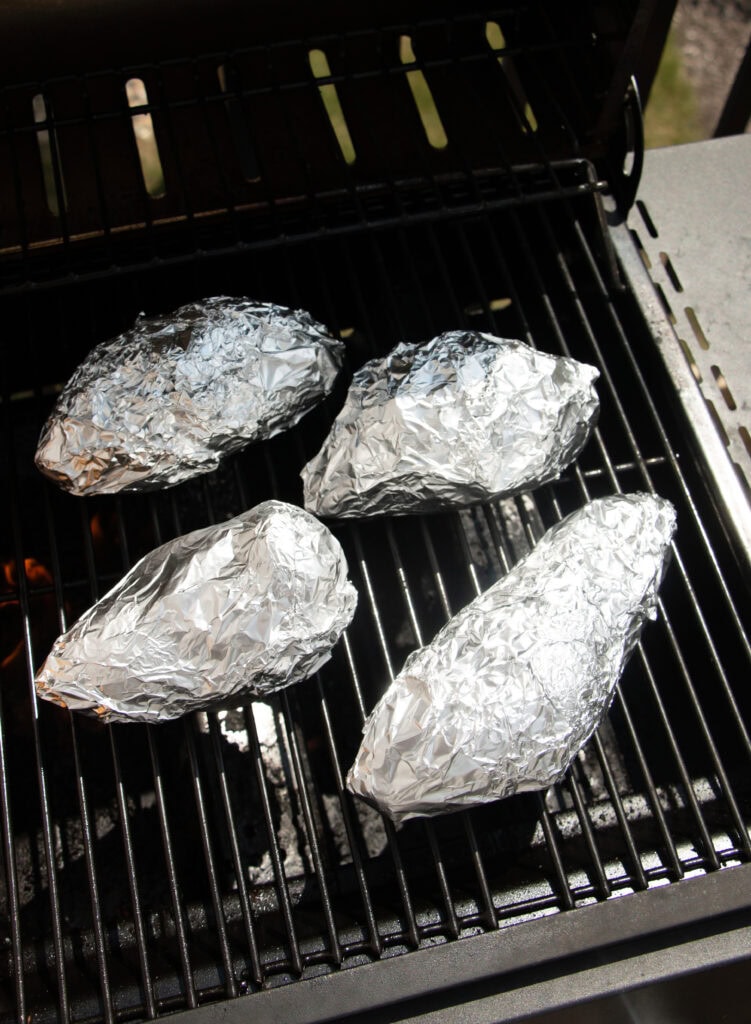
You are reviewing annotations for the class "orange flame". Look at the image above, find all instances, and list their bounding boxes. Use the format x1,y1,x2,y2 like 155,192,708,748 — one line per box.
1,557,53,597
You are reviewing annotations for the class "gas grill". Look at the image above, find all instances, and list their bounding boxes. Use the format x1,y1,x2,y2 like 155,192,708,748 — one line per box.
1,3,750,1022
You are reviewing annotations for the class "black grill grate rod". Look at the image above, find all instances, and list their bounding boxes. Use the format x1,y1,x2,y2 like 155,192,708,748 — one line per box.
145,730,198,1008
183,720,239,998
4,392,70,1024
278,689,344,966
206,714,264,986
108,728,157,1018
383,523,461,940
124,501,198,1012
314,678,384,956
243,704,305,976
0,689,25,1024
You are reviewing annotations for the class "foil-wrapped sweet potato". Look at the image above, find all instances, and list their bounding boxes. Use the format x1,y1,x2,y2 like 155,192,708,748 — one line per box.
302,331,599,516
36,298,344,495
35,501,357,723
347,493,676,822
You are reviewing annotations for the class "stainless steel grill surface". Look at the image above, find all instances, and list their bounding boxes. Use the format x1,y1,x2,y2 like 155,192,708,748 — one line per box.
0,5,749,1024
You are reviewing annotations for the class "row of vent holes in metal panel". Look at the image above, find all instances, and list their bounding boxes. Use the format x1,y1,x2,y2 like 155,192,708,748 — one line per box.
308,26,538,166
34,25,538,213
33,81,165,216
635,202,748,476
653,239,739,414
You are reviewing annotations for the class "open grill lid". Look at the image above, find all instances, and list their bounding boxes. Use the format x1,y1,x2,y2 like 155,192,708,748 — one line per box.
0,0,674,294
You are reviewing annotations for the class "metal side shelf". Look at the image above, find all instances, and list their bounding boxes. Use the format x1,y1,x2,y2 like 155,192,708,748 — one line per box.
612,134,751,573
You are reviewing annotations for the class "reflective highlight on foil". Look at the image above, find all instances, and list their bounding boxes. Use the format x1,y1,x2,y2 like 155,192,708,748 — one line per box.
347,494,676,822
35,501,358,724
35,298,345,495
302,331,599,517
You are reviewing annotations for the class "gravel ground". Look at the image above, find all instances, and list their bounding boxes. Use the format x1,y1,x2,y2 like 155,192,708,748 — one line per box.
673,0,751,135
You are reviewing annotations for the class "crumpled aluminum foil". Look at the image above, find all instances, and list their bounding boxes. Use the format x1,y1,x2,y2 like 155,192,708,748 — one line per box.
301,331,599,517
35,501,357,724
347,493,676,822
35,298,344,496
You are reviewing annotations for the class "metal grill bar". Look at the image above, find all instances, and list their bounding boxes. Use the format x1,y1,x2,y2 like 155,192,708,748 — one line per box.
345,531,421,950
244,704,304,976
108,729,157,1018
146,731,198,1009
0,693,24,1024
382,527,460,940
534,794,575,911
68,722,114,1024
206,714,263,986
277,690,343,966
591,734,647,891
3,402,70,1023
314,679,383,956
610,691,684,880
567,772,611,899
183,720,238,998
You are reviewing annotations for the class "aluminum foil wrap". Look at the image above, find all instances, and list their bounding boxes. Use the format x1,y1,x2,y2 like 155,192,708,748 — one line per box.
347,493,676,822
35,298,344,496
35,501,357,724
301,331,599,517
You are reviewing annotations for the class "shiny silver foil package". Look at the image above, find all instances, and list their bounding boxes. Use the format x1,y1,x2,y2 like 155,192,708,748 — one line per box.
35,501,357,724
35,298,344,496
347,493,676,822
301,331,599,517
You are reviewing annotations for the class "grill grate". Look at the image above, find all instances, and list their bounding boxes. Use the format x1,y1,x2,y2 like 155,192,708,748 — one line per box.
0,7,615,295
2,191,750,1024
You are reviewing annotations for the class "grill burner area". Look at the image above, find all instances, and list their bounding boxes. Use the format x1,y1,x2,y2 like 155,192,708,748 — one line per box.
0,6,750,1024
2,197,750,1024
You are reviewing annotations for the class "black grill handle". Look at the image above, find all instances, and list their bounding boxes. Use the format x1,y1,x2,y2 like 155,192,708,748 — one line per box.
617,75,645,214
